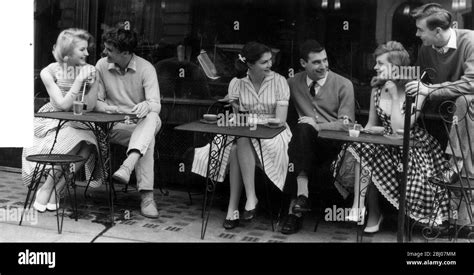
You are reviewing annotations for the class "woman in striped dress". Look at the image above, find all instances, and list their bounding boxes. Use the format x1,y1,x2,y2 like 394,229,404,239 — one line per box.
192,42,292,229
333,41,449,232
22,28,100,212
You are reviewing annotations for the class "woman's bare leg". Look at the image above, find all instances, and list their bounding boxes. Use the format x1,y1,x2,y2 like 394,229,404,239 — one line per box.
226,145,243,219
236,138,258,210
366,184,381,227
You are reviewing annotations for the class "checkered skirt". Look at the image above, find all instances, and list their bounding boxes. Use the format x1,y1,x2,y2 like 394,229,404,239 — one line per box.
333,88,450,224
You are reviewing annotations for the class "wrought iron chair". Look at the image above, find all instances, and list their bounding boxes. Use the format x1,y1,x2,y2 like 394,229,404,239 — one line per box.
20,154,84,234
184,97,231,206
411,94,473,242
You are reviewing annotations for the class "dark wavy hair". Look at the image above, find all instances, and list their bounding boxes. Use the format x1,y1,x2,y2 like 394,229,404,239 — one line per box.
299,40,325,61
101,27,138,54
234,42,272,78
411,3,452,30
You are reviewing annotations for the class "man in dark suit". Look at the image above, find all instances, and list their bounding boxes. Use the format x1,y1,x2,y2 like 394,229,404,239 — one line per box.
281,40,355,234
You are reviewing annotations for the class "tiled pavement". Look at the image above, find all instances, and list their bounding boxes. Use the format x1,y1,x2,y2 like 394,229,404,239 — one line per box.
0,167,465,243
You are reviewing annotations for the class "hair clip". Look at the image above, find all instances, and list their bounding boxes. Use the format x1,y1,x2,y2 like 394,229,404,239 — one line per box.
238,54,246,63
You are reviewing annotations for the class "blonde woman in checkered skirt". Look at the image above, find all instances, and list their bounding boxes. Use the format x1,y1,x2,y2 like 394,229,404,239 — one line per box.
333,41,449,233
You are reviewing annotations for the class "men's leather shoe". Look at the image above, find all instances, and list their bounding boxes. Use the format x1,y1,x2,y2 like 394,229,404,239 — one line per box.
292,195,311,213
113,165,132,185
457,226,474,239
430,166,460,186
281,214,302,235
140,198,159,219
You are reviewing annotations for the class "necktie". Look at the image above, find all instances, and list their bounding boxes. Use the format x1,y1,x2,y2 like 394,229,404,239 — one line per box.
309,81,317,97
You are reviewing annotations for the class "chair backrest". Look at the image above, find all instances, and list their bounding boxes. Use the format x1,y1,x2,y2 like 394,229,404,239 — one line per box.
436,95,474,182
154,57,211,99
433,95,473,224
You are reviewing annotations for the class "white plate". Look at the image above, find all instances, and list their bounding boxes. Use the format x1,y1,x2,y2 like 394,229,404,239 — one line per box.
362,129,384,135
384,134,403,140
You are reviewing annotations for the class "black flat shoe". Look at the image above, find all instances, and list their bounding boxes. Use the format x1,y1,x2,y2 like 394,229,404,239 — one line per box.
223,218,239,229
241,204,258,221
223,210,240,229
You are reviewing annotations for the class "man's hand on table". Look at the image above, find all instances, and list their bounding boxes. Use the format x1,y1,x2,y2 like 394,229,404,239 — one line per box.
104,106,125,114
132,101,151,118
298,116,321,132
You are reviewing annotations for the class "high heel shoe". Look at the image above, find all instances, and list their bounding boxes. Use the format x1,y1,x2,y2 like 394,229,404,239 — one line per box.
33,201,47,213
33,187,49,213
346,207,366,224
364,215,383,233
223,210,240,229
241,203,258,221
46,202,59,211
46,189,60,211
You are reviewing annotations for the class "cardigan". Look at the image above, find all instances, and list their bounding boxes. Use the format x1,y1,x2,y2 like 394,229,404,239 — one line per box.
287,70,355,131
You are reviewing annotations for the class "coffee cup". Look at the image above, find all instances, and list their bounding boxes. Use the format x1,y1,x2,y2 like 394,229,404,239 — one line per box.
203,114,217,121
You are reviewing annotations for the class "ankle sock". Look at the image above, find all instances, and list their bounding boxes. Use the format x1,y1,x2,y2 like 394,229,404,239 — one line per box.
288,199,302,217
296,176,309,198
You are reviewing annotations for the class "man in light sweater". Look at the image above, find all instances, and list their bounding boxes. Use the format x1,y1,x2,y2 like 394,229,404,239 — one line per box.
406,3,474,229
281,40,355,234
95,27,162,218
406,6,474,177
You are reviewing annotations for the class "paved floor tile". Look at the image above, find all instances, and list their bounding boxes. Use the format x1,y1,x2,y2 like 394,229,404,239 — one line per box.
0,168,464,243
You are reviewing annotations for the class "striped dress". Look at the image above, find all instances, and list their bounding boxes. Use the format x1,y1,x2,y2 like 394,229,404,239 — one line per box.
192,72,292,190
22,63,101,188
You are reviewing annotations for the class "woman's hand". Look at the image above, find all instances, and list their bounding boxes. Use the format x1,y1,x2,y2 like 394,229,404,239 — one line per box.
77,65,96,83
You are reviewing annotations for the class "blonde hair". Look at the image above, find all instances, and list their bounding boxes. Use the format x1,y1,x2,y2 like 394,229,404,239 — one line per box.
373,41,410,67
52,28,94,63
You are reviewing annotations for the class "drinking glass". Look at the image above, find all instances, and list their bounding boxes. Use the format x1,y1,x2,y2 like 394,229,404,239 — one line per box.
73,95,84,115
349,123,362,137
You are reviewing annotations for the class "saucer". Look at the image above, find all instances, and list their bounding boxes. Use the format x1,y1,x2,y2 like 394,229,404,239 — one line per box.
362,129,384,135
200,119,217,124
263,123,284,129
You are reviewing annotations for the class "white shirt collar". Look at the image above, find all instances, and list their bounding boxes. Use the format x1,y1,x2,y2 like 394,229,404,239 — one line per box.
306,72,328,88
432,28,457,54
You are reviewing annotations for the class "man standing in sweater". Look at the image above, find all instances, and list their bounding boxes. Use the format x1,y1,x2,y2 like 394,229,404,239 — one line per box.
281,40,355,234
406,3,474,185
406,3,474,230
95,27,162,219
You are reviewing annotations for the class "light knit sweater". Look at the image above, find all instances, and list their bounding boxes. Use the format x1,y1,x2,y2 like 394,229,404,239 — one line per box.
287,70,355,131
417,28,474,98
